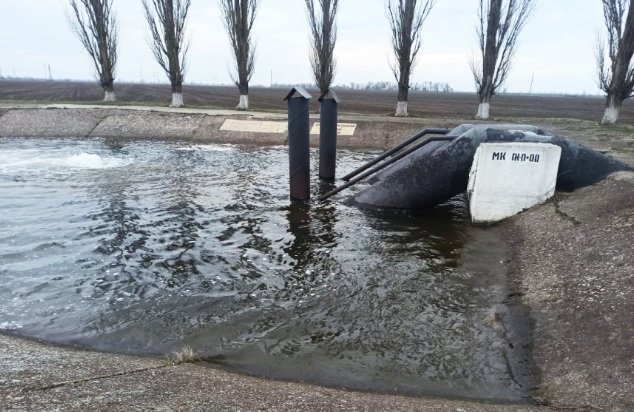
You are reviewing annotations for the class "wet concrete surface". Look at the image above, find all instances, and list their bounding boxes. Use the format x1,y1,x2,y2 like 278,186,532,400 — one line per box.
0,333,545,411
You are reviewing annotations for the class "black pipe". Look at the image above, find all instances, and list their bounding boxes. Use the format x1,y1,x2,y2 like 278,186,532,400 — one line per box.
341,128,450,181
352,126,634,209
319,135,456,202
287,93,311,201
319,98,338,181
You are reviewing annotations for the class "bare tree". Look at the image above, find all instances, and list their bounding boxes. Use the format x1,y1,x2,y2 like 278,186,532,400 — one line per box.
221,0,258,110
469,0,534,119
142,0,191,108
387,0,435,117
305,0,338,95
67,0,118,102
597,0,634,124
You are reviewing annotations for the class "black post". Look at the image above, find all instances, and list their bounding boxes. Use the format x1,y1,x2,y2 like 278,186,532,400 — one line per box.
318,90,340,181
284,87,312,201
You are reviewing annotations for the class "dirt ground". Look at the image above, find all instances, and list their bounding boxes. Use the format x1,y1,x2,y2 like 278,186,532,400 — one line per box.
1,79,634,123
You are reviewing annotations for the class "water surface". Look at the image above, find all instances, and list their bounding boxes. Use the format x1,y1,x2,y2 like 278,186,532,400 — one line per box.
0,137,531,400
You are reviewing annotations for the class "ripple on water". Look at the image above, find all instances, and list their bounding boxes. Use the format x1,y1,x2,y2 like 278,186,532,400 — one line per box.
0,138,533,401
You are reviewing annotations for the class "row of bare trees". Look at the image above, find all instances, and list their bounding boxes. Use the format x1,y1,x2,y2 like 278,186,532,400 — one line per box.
142,0,191,108
470,0,534,120
387,0,435,117
67,0,634,124
220,0,258,110
596,0,634,124
67,0,191,107
67,0,118,102
306,0,338,96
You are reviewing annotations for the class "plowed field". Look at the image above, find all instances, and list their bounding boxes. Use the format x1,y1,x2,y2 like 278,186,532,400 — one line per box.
1,79,633,123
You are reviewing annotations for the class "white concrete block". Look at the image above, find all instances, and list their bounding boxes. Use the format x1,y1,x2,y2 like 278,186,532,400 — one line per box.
220,119,288,133
310,122,357,136
468,142,562,224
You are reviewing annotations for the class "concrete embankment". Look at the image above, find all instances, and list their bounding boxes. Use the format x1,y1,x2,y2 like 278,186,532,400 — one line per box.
1,104,633,411
0,332,544,412
0,104,458,149
502,171,634,412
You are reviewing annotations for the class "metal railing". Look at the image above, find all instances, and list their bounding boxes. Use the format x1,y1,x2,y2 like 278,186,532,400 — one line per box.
341,128,451,182
319,129,456,202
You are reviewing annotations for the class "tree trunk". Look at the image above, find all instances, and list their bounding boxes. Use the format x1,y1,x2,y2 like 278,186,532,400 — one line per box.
103,84,116,102
601,95,621,124
475,103,490,120
395,84,409,117
103,91,116,102
236,95,249,110
169,81,183,108
475,94,491,120
237,82,249,110
69,0,118,106
395,101,408,117
170,93,184,108
473,1,501,121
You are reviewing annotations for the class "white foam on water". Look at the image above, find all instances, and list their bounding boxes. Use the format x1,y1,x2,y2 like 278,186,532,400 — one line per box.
175,144,235,152
0,321,23,330
59,153,131,169
0,151,134,174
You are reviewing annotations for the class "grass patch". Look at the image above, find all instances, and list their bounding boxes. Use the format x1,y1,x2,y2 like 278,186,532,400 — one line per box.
0,99,289,114
611,147,634,153
600,122,634,133
164,346,200,365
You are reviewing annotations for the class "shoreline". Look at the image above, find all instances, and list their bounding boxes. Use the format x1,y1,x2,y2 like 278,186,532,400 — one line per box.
0,104,458,150
1,105,633,411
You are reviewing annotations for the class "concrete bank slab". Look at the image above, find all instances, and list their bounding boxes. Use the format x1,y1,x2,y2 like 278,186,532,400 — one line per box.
503,172,634,412
0,334,545,412
90,110,204,140
0,334,163,392
194,115,287,145
0,105,462,150
0,108,107,138
42,104,287,120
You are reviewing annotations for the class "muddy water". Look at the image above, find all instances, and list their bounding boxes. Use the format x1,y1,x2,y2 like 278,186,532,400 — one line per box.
0,137,533,401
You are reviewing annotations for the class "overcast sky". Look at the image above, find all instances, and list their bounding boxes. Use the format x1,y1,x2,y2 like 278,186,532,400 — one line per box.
0,0,605,94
